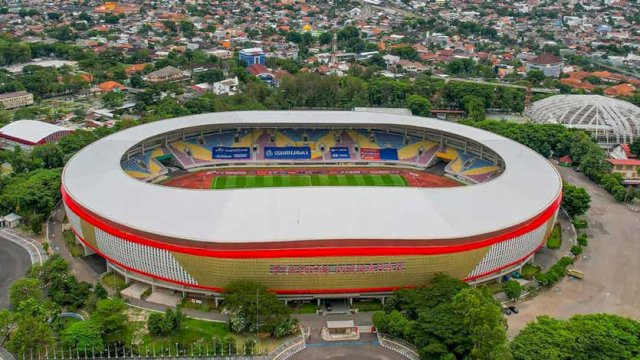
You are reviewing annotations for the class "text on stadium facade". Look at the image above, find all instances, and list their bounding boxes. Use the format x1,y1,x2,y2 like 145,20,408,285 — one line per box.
269,262,405,275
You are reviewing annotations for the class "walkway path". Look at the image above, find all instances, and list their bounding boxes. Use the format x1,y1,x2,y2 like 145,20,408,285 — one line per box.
47,201,101,284
507,165,640,337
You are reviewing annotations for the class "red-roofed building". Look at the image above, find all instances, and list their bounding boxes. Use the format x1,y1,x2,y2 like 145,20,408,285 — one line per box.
526,53,563,77
95,81,125,93
604,83,635,97
247,64,276,86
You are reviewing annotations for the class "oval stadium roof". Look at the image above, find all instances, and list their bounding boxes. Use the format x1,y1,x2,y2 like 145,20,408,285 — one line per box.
526,95,640,146
62,111,562,244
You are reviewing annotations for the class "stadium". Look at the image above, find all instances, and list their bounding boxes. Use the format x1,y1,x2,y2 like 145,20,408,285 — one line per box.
61,111,562,299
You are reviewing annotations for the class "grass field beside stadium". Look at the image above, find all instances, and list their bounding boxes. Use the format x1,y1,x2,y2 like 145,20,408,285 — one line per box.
211,174,407,189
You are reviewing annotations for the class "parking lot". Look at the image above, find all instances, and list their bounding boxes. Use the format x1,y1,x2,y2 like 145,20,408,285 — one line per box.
507,165,640,337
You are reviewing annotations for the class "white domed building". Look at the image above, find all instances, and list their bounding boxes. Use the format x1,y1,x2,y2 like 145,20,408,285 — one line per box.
525,95,640,148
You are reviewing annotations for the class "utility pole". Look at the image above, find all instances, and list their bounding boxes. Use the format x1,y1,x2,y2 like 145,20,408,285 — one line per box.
256,288,260,354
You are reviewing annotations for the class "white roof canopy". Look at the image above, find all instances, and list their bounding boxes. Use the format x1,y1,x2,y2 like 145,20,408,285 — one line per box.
62,111,561,244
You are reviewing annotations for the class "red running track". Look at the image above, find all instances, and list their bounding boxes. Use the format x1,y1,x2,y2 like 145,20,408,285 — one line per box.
160,167,461,189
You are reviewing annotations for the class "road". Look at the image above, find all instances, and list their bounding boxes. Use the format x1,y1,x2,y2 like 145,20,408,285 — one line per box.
507,165,640,337
290,334,406,360
0,237,31,309
440,77,559,94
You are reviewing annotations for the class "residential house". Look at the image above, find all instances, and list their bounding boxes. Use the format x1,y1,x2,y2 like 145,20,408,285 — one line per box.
144,66,184,83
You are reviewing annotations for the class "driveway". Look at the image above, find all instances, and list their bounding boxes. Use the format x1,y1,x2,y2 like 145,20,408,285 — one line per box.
507,166,640,337
289,334,406,360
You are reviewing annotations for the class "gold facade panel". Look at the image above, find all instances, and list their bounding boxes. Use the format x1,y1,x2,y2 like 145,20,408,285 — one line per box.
172,248,489,291
80,219,98,248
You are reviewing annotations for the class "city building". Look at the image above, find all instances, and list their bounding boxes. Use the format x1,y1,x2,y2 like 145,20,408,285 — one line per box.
0,120,73,150
607,158,640,184
0,91,34,109
525,53,564,77
144,66,185,83
239,48,266,66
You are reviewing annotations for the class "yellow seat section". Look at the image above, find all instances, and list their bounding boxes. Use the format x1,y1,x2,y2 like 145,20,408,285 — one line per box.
463,166,499,176
125,170,150,179
316,131,337,149
274,131,292,147
172,141,211,161
436,147,459,161
398,140,436,160
148,148,166,175
449,157,463,173
347,130,378,149
236,130,262,147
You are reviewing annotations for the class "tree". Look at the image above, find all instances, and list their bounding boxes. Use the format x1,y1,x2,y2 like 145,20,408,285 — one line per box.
527,70,546,83
374,274,511,359
511,314,640,360
62,320,104,351
464,95,486,121
31,143,64,169
503,280,523,300
223,280,296,337
9,278,43,310
319,32,333,46
452,287,511,360
92,298,127,335
194,68,224,84
406,94,432,117
147,309,184,336
562,182,591,218
630,137,640,157
102,91,125,108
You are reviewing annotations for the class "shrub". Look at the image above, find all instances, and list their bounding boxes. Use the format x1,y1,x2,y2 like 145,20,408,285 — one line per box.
503,280,523,300
577,234,588,247
535,257,574,288
573,219,588,230
147,309,184,337
571,245,583,256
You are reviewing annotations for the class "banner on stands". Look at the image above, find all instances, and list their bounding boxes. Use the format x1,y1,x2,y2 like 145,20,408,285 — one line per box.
264,146,311,160
212,147,251,160
330,147,351,159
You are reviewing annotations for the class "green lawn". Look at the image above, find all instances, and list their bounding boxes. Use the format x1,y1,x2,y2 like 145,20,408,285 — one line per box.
546,224,562,249
212,174,407,189
521,263,541,279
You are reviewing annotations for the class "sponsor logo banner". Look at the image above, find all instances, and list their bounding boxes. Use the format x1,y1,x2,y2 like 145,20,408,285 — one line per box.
264,146,311,160
212,147,251,160
330,147,351,159
360,148,380,160
380,148,399,161
269,262,405,275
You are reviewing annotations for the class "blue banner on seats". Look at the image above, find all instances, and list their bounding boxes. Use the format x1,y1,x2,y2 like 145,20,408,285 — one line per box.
330,147,351,159
264,146,311,160
379,148,399,161
212,147,251,159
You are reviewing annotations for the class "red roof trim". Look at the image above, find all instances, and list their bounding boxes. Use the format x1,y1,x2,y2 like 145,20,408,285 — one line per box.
62,185,561,258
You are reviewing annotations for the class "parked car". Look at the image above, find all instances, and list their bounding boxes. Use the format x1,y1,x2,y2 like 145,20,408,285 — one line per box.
509,306,519,314
502,306,512,315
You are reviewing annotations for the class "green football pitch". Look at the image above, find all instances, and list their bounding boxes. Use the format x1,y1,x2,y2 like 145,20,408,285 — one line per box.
211,174,407,189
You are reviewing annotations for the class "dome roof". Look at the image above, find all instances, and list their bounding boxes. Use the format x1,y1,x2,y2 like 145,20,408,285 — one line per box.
526,95,640,147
